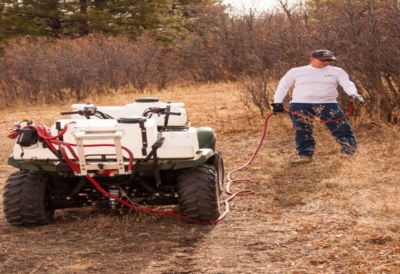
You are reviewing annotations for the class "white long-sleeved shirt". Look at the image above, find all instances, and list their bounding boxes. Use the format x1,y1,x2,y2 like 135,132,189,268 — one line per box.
274,65,358,103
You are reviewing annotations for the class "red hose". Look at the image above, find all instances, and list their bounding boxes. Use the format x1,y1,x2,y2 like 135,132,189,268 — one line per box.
34,122,76,140
9,102,354,224
221,112,275,221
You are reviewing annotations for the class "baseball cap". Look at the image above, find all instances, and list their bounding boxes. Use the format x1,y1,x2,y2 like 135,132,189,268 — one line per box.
310,50,337,61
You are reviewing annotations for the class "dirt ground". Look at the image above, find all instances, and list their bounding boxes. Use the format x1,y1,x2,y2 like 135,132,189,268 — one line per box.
0,85,399,273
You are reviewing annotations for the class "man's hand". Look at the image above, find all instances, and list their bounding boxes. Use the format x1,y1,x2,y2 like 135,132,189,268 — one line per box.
350,94,364,103
271,103,285,114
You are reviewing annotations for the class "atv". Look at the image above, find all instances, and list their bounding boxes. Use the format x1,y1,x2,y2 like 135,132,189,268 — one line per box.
3,97,224,226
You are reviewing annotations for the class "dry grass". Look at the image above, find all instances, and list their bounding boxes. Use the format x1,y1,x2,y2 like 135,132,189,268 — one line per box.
0,83,399,273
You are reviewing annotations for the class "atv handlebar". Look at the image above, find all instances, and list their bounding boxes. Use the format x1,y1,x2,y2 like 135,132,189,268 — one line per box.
165,111,181,116
60,111,82,115
142,107,181,118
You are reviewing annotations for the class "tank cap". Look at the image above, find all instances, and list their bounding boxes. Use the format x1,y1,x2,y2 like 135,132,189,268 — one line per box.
135,97,159,103
117,117,146,124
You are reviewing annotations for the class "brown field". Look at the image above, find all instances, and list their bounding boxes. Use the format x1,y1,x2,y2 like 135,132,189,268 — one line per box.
0,83,399,273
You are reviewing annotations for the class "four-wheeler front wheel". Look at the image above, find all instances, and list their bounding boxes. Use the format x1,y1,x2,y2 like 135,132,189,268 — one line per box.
3,170,54,227
177,164,221,222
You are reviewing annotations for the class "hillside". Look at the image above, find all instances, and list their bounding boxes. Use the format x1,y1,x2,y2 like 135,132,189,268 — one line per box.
0,83,399,273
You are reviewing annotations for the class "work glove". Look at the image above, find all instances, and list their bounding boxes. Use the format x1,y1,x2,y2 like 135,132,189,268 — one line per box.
350,94,364,103
271,103,285,114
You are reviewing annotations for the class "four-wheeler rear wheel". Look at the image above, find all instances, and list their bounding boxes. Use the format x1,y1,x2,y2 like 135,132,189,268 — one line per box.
3,170,54,227
177,164,221,222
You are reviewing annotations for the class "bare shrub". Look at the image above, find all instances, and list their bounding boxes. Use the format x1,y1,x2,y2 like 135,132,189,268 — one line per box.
49,37,103,101
0,60,18,106
323,0,400,122
0,34,178,104
125,34,175,92
239,74,276,118
0,38,51,102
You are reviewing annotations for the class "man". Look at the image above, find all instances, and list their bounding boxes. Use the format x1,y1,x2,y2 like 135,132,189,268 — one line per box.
271,49,364,164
